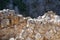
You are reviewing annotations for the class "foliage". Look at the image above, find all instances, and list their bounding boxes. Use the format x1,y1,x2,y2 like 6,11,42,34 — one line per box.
13,0,28,16
0,0,9,9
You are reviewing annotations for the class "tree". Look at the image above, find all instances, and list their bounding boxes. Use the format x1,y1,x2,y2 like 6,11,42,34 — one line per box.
0,0,9,9
13,0,27,16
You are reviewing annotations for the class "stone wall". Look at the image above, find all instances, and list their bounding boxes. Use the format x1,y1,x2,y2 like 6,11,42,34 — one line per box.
0,9,60,40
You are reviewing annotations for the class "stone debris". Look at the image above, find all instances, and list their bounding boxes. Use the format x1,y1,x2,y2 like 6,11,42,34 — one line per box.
9,38,15,40
0,9,60,40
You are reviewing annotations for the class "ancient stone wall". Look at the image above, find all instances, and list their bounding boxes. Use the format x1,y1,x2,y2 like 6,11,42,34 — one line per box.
0,9,60,40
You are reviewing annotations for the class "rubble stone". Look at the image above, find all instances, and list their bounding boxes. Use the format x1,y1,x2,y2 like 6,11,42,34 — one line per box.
0,9,60,40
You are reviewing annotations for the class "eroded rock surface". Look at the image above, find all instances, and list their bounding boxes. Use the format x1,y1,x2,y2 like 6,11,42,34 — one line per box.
0,9,60,40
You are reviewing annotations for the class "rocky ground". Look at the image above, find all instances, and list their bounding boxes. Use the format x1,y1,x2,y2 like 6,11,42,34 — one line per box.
0,9,60,40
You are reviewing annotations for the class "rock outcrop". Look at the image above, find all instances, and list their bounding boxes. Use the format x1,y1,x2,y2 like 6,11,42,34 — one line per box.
0,9,60,40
